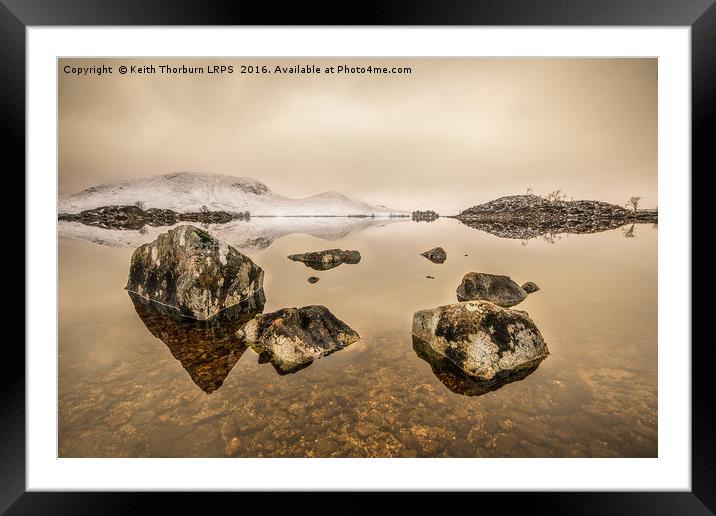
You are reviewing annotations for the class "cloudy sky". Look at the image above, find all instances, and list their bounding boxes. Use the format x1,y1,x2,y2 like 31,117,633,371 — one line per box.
59,58,657,213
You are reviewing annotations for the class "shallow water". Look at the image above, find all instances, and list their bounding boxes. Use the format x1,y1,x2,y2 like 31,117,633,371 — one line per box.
58,218,657,457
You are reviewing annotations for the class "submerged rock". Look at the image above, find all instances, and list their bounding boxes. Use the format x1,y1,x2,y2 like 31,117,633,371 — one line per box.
288,249,361,271
236,305,360,375
412,336,543,396
129,290,265,393
411,300,549,381
126,225,264,320
420,247,447,264
308,276,320,283
521,281,540,294
456,272,529,307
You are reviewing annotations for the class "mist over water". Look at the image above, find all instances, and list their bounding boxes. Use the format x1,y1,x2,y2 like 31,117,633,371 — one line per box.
59,218,657,457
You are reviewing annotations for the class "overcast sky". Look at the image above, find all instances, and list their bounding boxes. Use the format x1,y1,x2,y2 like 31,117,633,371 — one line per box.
59,58,657,213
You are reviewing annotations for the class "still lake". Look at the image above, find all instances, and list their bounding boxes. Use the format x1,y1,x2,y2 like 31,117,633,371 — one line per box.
58,217,657,457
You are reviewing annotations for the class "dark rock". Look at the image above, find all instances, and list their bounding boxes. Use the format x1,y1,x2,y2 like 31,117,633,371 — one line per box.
412,300,549,381
288,249,361,271
308,276,320,284
236,305,360,374
126,225,264,320
129,290,265,393
58,204,249,230
426,275,435,280
412,336,544,396
521,281,540,294
420,247,447,264
456,272,528,307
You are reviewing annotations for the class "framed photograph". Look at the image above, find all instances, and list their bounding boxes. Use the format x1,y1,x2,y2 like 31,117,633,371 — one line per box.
10,0,712,512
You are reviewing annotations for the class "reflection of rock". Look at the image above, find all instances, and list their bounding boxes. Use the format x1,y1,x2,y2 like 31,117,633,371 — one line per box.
412,300,549,381
129,291,265,393
420,247,447,264
521,282,540,294
237,305,360,375
456,272,529,307
412,336,543,396
126,225,264,320
288,249,361,271
454,195,658,240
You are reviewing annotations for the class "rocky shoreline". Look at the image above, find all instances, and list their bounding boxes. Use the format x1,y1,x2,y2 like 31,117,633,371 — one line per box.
58,204,250,230
452,195,657,239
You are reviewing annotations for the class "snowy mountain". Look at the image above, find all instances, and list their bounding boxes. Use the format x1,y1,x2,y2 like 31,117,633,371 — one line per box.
59,172,407,216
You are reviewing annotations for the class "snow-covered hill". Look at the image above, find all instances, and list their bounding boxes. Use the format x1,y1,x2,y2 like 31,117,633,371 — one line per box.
59,172,407,216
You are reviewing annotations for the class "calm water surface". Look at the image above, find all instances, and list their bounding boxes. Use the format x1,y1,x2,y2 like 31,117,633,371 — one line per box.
59,218,657,457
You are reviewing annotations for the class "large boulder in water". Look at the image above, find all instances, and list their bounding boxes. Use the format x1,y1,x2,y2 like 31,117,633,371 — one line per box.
456,272,529,307
236,305,360,374
288,249,361,271
126,225,264,320
412,300,549,381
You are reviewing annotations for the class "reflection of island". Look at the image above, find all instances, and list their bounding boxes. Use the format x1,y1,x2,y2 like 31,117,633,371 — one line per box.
128,291,265,393
58,216,408,253
412,336,544,397
453,195,657,241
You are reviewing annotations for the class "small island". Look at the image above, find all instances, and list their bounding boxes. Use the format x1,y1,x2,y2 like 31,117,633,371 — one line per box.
412,210,439,222
452,194,657,239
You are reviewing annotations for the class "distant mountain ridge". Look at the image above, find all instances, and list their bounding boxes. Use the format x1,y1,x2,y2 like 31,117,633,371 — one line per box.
59,172,407,216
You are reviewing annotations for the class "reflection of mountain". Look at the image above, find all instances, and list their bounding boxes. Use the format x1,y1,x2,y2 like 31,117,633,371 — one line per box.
129,291,265,393
60,172,407,216
59,216,408,253
412,336,545,397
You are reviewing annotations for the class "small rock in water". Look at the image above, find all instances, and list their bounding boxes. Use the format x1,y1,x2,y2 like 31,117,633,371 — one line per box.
521,281,540,293
308,276,320,284
236,305,360,375
412,300,549,381
426,275,435,279
288,249,361,271
125,225,264,320
456,272,528,307
420,247,447,264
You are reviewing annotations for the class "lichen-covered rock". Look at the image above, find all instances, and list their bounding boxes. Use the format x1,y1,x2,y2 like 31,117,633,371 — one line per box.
412,300,549,381
521,281,540,294
420,247,447,264
456,272,528,307
126,225,264,320
237,305,360,374
288,249,361,271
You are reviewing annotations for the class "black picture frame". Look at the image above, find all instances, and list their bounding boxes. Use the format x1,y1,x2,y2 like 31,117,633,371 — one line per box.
6,0,712,512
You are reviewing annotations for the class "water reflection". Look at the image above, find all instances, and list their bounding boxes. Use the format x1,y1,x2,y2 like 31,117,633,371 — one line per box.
412,336,545,396
128,291,265,393
456,218,653,242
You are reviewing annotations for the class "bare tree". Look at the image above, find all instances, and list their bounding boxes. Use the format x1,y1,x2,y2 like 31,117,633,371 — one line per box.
200,204,209,213
622,224,635,238
134,200,145,209
526,187,533,196
626,196,641,212
545,189,566,204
